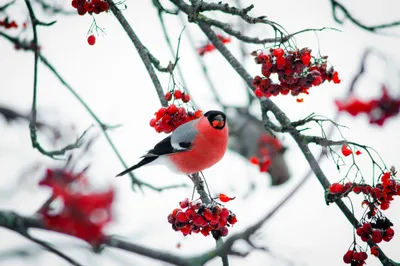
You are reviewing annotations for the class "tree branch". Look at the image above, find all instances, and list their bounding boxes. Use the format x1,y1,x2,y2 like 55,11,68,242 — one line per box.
106,0,168,107
170,6,398,264
330,0,400,33
0,30,187,193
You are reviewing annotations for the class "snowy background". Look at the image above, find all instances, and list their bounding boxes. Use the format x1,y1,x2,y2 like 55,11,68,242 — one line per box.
1,0,400,265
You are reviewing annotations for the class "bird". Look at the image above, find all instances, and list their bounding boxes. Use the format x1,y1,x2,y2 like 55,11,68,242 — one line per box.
116,110,229,177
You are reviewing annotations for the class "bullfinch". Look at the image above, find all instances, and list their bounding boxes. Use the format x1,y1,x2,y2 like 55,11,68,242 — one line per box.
116,110,228,176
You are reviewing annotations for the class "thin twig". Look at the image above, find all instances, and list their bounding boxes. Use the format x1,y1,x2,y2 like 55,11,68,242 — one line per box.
0,30,187,193
155,7,197,106
25,0,80,159
106,0,167,107
177,13,224,106
0,0,15,11
23,234,83,266
330,0,400,33
176,12,398,265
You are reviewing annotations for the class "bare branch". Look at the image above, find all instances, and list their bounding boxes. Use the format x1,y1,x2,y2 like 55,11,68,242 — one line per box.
33,0,76,15
106,0,168,107
330,0,400,33
0,0,15,11
177,13,225,106
23,234,83,266
167,7,398,264
0,30,187,193
24,0,82,159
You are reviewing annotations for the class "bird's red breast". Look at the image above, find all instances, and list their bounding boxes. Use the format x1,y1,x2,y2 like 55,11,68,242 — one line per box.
168,116,228,174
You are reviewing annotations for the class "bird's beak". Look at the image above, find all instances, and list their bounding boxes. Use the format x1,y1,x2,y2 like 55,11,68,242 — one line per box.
212,114,225,128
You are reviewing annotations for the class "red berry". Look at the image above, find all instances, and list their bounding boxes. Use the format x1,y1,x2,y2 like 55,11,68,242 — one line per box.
200,226,211,236
179,198,189,209
312,76,323,86
381,172,391,183
193,214,205,226
353,185,362,194
372,229,383,243
203,209,213,221
167,104,178,114
176,211,187,223
174,90,182,99
276,56,286,68
149,118,157,127
254,88,263,98
181,94,190,103
360,252,368,261
371,246,379,257
341,144,352,157
301,53,311,65
380,201,390,210
180,225,191,236
219,193,235,202
185,208,196,220
220,208,229,218
156,107,167,119
362,223,372,234
329,183,344,194
272,48,284,57
249,156,259,165
194,110,202,118
385,227,395,237
84,2,93,12
353,252,361,261
228,214,237,225
219,217,227,227
165,92,172,101
343,250,354,264
167,214,175,224
87,35,96,45
220,227,229,237
356,227,365,236
172,208,181,217
332,71,341,84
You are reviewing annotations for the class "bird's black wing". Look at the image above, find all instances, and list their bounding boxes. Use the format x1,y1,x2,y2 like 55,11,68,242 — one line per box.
144,135,191,157
115,136,190,177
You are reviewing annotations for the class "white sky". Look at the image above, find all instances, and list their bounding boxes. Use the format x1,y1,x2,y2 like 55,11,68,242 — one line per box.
1,0,400,266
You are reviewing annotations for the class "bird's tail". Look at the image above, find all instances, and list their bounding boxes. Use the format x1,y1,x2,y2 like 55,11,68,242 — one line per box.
115,156,158,177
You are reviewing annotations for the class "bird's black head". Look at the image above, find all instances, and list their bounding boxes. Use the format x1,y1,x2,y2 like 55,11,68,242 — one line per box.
204,110,227,130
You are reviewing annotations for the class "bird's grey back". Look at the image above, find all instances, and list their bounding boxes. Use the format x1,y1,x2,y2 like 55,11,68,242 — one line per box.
170,118,200,150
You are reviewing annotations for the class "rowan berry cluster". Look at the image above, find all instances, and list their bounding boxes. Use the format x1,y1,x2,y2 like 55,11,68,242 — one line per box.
71,0,109,16
167,198,237,240
356,219,394,243
343,249,368,265
249,156,271,172
0,17,18,29
198,34,231,56
14,40,41,51
249,133,286,172
252,47,340,98
341,143,361,157
335,85,400,126
39,169,114,247
328,170,398,264
150,90,201,133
